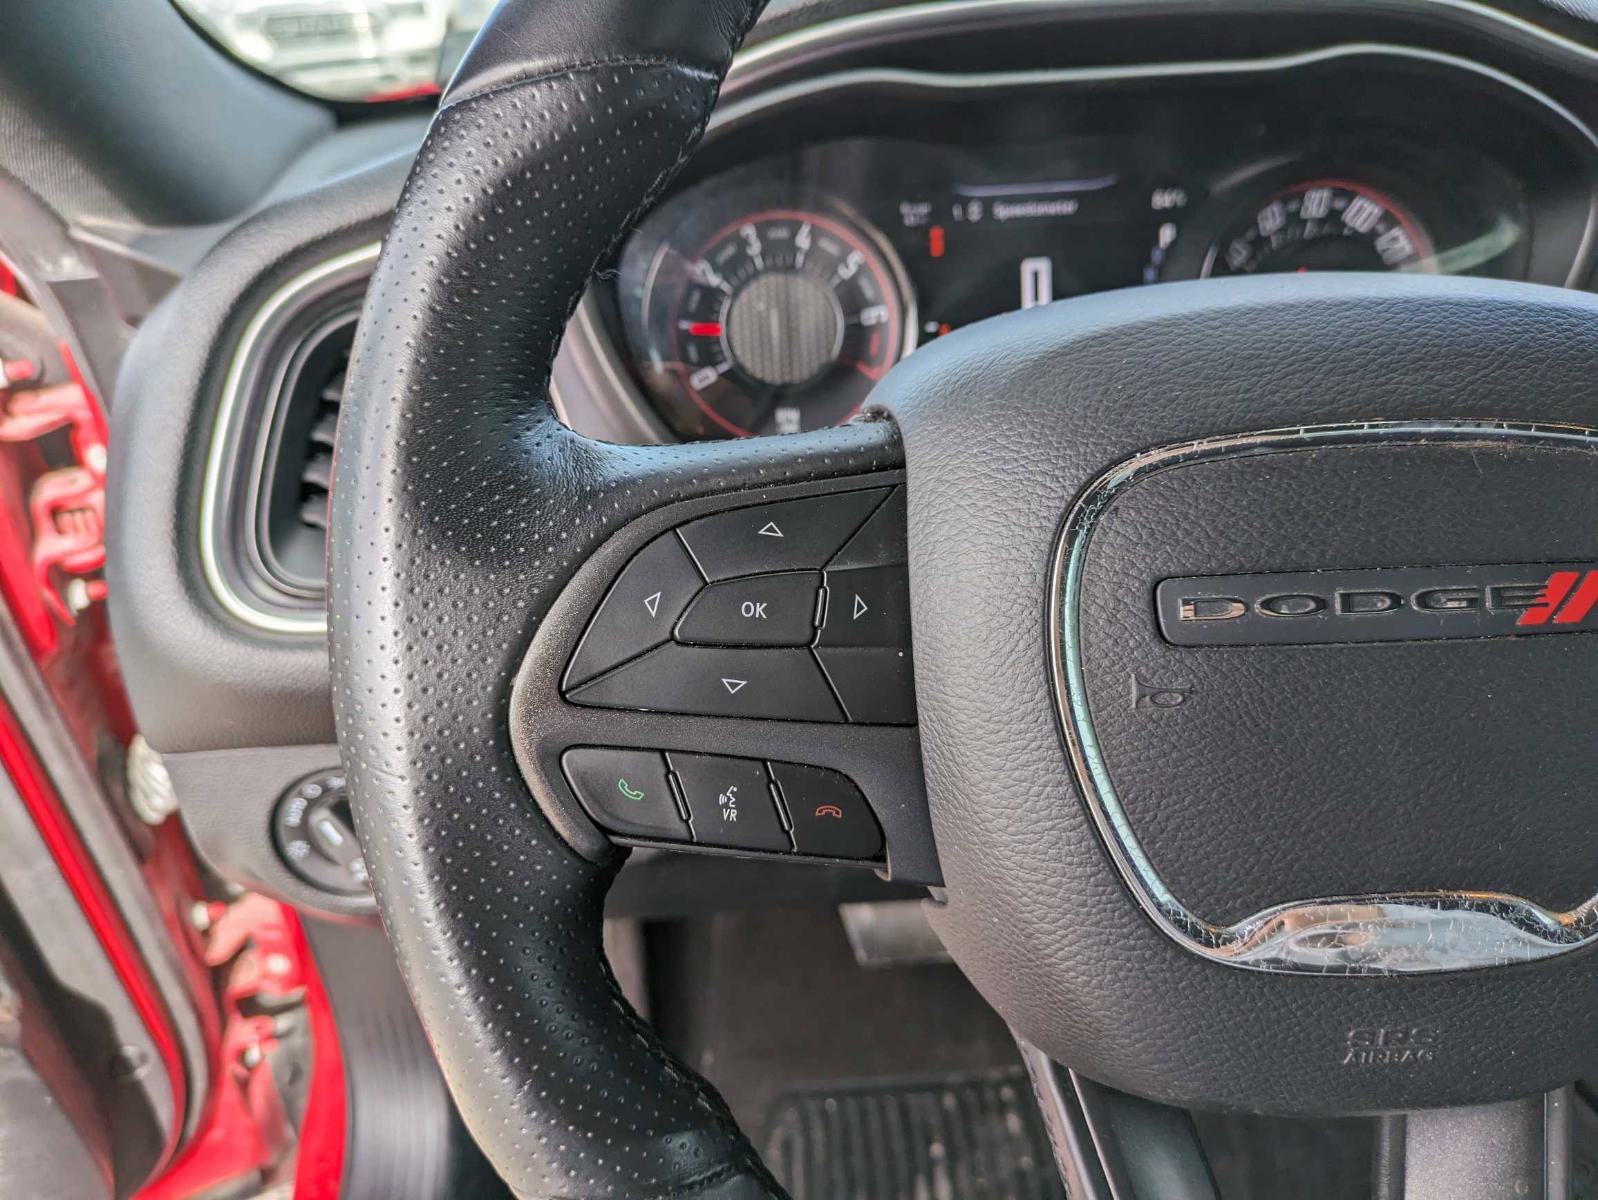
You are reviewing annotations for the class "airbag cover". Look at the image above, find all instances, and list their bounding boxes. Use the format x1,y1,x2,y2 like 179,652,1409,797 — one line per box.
871,273,1598,1113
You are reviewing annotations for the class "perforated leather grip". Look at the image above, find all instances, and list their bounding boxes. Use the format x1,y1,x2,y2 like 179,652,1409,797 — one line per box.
327,1,899,1196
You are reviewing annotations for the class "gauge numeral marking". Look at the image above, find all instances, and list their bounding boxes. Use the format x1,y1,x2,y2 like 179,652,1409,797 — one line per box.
1300,186,1333,220
692,259,729,292
689,363,729,391
739,223,764,270
1374,226,1417,265
1342,195,1384,234
1256,200,1286,237
1020,256,1054,309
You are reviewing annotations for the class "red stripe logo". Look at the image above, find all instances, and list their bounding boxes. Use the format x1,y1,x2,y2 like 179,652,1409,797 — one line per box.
1518,570,1598,627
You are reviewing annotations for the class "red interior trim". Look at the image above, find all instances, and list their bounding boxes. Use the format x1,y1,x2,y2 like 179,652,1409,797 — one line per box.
0,699,188,1172
287,911,346,1199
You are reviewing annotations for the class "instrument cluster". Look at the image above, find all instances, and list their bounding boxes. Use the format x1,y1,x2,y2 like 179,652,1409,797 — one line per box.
597,52,1598,441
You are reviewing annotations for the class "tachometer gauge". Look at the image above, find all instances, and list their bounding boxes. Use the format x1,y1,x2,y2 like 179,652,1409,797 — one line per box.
618,191,914,439
1202,179,1435,277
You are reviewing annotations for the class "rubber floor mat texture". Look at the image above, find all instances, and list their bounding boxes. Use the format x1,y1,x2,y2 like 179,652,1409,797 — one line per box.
762,1068,1066,1200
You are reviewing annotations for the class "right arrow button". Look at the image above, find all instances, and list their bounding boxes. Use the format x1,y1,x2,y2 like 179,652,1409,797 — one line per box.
814,486,916,724
818,564,910,649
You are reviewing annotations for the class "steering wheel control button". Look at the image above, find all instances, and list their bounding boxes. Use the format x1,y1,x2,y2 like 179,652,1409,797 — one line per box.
562,748,685,841
816,646,916,725
676,489,888,580
675,571,821,646
828,485,907,569
818,564,911,648
769,762,883,860
564,533,705,689
667,752,790,852
567,642,844,721
801,486,917,722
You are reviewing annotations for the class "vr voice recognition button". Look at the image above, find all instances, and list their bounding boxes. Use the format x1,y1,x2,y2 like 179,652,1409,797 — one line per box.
667,752,790,852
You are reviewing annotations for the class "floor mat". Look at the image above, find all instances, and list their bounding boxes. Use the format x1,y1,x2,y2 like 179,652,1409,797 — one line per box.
646,909,1027,1136
761,1068,1066,1200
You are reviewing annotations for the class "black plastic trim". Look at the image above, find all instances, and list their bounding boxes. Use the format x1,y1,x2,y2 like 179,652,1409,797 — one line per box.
301,918,513,1200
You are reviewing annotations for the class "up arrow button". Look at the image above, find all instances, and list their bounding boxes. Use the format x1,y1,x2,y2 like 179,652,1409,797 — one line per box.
677,489,888,581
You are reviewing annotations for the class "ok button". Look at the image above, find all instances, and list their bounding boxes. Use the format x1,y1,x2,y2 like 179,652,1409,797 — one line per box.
675,571,820,647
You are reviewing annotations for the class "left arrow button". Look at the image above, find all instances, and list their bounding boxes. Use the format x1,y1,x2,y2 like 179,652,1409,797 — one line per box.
564,533,705,689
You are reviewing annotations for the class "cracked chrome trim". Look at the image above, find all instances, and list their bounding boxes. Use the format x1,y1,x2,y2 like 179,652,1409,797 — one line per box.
1048,419,1598,975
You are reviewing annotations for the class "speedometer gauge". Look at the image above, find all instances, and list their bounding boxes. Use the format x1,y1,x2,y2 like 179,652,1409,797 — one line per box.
1202,180,1436,277
619,192,914,439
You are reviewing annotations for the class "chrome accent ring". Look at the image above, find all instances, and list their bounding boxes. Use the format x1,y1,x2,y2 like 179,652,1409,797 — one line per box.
1048,419,1598,975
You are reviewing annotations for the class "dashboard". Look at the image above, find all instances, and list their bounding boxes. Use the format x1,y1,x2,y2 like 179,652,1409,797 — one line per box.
584,49,1598,440
86,0,1598,919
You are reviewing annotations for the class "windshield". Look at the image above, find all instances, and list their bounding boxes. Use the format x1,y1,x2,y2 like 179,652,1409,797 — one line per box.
173,0,495,102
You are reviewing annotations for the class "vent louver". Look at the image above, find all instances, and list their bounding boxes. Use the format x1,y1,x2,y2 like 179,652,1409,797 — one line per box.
256,317,355,598
294,355,345,533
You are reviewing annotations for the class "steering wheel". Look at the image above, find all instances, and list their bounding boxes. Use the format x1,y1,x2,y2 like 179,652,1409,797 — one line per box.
329,0,1598,1195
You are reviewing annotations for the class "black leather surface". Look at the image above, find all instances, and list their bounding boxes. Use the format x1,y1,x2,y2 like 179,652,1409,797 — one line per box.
873,272,1598,1114
1079,440,1598,924
328,1,899,1196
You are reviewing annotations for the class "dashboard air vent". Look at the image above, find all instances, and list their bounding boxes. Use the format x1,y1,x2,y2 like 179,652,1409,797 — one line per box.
256,315,355,598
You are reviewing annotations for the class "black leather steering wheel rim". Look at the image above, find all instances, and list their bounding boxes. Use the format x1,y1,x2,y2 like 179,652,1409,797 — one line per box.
327,1,909,1195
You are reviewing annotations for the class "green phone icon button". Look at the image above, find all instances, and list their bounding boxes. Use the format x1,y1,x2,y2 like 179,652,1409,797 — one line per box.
616,778,647,802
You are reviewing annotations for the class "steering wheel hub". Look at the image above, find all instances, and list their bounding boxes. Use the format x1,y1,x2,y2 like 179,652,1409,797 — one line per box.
870,271,1598,1113
1055,419,1598,974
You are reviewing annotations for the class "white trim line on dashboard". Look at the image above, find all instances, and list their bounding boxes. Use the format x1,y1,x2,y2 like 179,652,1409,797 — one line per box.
732,0,1598,81
199,242,380,637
